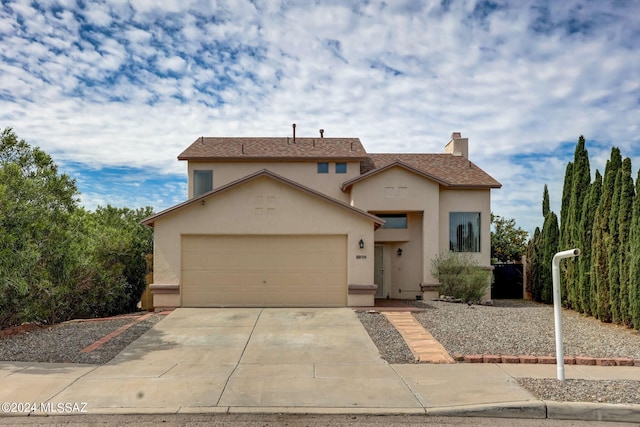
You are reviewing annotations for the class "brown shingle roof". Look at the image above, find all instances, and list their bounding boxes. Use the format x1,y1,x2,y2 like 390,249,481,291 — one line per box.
346,153,501,189
178,137,368,161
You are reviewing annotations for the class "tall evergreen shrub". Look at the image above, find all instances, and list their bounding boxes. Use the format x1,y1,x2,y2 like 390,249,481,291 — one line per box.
578,170,601,315
592,147,622,322
628,170,640,329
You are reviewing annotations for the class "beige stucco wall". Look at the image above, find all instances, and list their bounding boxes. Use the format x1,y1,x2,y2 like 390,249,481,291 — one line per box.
439,188,493,300
349,167,495,300
186,161,360,202
438,188,492,266
375,212,424,299
349,167,441,297
152,175,376,307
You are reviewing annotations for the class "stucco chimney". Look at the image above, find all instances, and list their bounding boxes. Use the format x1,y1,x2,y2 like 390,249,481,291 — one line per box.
444,132,469,158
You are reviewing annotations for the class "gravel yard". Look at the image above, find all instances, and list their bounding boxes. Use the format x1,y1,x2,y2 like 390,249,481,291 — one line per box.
0,313,163,364
357,299,640,405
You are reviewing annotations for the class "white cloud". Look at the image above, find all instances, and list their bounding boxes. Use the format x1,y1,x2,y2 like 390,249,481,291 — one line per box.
0,0,638,231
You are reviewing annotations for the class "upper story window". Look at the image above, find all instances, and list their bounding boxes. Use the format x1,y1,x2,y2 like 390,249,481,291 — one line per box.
378,214,407,229
194,170,213,197
317,162,329,173
450,212,480,252
335,162,347,174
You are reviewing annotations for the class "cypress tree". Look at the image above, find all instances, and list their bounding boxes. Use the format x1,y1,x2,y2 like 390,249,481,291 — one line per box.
560,139,591,309
529,227,542,301
616,158,634,325
559,162,573,305
560,161,574,247
629,170,640,330
542,185,550,217
566,139,591,309
540,211,559,304
578,170,602,315
608,169,623,324
592,147,622,322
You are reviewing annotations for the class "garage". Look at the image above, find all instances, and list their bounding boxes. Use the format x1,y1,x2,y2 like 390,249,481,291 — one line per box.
181,234,347,307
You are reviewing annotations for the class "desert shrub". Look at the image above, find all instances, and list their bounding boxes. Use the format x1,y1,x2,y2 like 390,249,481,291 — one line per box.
431,251,492,302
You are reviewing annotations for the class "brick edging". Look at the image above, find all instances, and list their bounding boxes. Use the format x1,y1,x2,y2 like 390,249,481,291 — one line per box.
0,323,44,338
461,354,640,367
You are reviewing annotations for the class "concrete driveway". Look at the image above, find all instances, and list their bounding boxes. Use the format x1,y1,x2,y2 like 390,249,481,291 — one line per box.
2,308,548,416
50,308,427,411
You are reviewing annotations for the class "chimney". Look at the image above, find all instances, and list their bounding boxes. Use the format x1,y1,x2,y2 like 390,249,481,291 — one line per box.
444,132,469,159
319,129,324,138
292,123,296,143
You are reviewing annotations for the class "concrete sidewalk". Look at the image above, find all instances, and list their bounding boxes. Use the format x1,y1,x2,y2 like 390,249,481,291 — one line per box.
1,308,639,422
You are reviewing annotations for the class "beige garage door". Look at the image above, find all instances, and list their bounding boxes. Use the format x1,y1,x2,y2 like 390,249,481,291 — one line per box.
181,235,347,307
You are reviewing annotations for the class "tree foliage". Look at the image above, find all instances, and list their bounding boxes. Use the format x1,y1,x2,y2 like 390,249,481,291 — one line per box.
0,128,153,329
577,170,601,315
529,137,640,330
529,185,558,303
592,147,622,322
490,213,528,263
630,170,640,329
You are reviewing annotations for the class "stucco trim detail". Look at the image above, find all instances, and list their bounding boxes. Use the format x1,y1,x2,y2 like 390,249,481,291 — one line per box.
149,284,180,294
348,284,378,295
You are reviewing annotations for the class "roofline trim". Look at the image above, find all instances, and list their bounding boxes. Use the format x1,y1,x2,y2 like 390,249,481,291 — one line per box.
341,160,452,192
178,155,370,162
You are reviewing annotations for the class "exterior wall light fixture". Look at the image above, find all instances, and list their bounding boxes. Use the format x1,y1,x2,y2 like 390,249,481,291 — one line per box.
358,239,365,249
397,248,403,256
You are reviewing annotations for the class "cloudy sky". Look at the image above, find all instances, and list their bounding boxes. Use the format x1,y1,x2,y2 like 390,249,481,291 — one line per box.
1,0,639,234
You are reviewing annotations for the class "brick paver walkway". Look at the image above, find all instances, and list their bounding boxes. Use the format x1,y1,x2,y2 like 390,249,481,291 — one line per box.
382,311,455,364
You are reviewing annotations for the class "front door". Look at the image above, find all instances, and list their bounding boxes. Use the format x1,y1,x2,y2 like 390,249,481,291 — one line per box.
374,245,384,298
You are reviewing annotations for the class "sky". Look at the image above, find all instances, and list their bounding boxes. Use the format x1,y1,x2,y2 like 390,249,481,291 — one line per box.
1,0,639,235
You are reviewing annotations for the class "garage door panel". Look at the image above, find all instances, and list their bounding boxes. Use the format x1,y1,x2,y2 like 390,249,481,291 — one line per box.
181,235,346,307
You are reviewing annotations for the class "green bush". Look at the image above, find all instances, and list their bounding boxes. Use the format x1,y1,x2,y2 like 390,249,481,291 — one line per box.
431,251,492,302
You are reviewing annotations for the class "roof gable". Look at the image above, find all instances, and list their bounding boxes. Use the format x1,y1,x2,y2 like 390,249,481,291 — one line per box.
178,137,368,161
141,169,384,228
346,153,501,190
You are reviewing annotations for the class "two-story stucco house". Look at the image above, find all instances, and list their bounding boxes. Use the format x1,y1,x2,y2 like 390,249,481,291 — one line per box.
142,131,501,308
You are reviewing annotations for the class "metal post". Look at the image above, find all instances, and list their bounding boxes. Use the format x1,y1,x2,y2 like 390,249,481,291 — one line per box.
551,248,580,381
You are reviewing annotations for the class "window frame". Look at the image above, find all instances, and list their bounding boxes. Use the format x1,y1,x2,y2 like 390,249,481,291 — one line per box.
335,162,347,174
449,212,481,252
317,162,329,174
378,213,408,229
193,169,213,197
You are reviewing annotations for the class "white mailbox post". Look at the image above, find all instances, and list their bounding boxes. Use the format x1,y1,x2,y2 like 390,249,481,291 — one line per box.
552,248,580,381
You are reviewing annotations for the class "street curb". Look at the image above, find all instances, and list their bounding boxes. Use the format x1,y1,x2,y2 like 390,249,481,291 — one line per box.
425,400,546,419
4,402,640,423
545,401,640,423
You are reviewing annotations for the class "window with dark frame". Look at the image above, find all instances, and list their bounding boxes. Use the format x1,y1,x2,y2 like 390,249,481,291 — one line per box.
378,214,407,229
449,212,481,252
335,162,347,173
317,162,329,173
194,170,213,197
